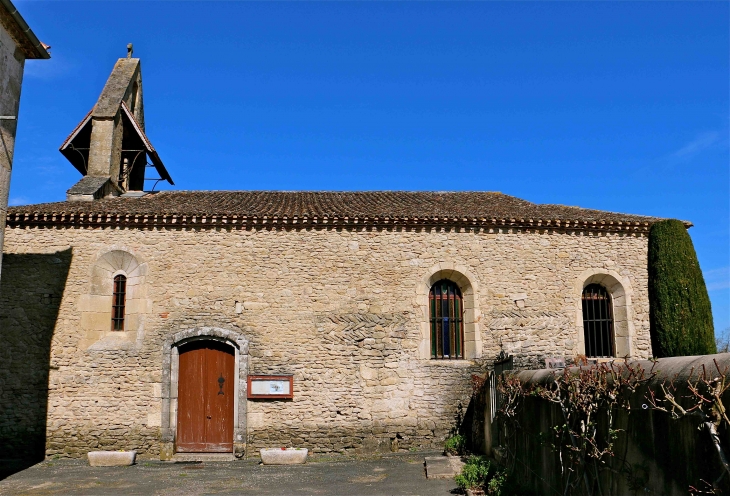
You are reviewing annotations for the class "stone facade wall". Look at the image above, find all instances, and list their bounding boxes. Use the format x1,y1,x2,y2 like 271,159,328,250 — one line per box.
0,24,25,281
0,224,651,458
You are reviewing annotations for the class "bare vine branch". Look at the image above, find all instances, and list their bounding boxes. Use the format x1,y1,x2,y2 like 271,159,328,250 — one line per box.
645,359,730,485
496,361,655,495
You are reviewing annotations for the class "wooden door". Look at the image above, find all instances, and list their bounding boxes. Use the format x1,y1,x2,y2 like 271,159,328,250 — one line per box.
177,341,235,452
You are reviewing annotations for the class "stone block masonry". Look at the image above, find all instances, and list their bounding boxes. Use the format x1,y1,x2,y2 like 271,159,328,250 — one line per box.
0,23,26,271
0,224,651,458
0,3,49,283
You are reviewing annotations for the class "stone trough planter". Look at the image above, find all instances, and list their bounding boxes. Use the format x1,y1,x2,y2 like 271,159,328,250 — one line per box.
87,450,137,467
260,448,308,465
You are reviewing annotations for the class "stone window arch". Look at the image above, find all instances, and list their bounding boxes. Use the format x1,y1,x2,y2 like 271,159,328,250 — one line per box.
416,263,481,360
581,284,615,357
111,274,127,331
430,279,465,359
575,270,634,358
79,247,150,350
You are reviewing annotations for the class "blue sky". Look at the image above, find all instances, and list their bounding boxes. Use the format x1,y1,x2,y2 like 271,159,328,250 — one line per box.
11,1,730,332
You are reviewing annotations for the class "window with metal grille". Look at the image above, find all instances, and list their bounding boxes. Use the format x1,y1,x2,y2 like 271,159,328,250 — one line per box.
112,274,127,331
429,280,464,359
581,284,615,358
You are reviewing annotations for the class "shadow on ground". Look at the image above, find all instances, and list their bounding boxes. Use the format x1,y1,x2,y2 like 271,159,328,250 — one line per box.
0,452,460,495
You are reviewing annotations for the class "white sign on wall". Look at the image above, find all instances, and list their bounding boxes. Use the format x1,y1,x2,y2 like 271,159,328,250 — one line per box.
247,375,293,399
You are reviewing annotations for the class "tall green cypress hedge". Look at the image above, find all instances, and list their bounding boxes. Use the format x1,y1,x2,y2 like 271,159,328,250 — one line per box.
648,219,715,357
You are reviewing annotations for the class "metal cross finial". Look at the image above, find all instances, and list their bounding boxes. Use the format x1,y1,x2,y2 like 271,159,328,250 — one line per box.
127,43,133,58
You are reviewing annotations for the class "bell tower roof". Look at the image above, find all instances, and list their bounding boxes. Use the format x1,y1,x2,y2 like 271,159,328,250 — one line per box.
60,46,173,201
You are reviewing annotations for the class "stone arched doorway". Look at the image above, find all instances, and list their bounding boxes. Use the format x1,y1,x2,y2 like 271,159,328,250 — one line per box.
160,327,249,459
176,340,235,452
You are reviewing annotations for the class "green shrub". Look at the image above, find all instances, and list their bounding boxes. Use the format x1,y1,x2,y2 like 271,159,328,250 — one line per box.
455,455,491,490
454,455,511,494
486,468,509,496
444,434,466,456
648,219,715,357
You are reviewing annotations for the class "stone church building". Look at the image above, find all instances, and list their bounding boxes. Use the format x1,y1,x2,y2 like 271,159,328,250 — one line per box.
1,53,664,461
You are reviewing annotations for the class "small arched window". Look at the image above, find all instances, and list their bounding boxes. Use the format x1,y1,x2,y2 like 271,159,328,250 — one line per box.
430,280,464,359
581,284,615,358
130,82,139,113
112,274,127,331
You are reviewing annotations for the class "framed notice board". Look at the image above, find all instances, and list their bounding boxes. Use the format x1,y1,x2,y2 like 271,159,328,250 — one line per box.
247,375,294,400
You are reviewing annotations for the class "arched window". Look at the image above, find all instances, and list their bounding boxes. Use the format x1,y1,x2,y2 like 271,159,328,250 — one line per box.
130,82,139,113
581,284,615,358
430,280,464,359
112,274,127,331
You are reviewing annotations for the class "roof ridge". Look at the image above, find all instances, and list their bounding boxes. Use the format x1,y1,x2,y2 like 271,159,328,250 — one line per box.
149,190,508,194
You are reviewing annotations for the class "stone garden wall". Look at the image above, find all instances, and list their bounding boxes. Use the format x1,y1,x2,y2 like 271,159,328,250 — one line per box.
0,224,650,458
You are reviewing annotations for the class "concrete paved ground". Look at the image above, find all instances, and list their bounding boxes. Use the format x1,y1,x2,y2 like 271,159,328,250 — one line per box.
0,452,461,495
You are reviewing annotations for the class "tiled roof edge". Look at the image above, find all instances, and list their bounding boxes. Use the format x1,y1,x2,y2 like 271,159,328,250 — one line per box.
4,211,669,233
0,0,50,59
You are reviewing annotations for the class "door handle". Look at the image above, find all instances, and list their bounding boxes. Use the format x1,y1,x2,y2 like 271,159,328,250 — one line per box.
207,415,212,419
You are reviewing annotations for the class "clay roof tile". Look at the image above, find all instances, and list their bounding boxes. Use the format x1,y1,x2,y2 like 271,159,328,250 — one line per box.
7,190,679,227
